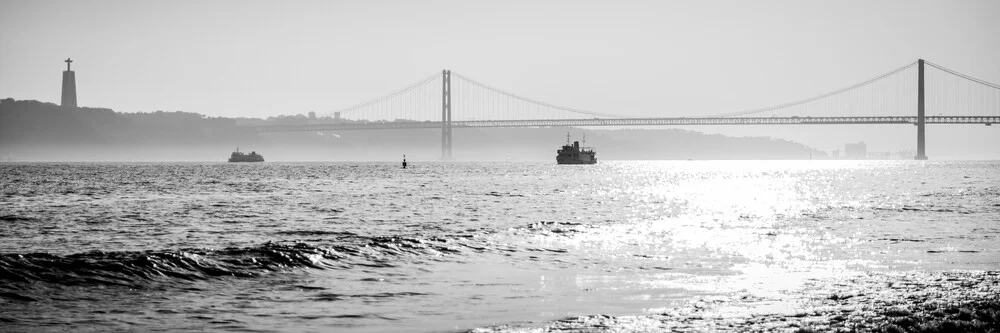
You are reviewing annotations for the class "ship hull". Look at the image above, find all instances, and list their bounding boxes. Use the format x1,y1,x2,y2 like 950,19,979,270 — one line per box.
557,159,596,164
556,153,596,164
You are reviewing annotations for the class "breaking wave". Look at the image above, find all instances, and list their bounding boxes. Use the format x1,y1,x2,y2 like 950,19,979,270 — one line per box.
0,234,467,289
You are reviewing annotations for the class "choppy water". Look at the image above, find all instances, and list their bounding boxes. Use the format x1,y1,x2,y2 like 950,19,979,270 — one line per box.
1,161,998,332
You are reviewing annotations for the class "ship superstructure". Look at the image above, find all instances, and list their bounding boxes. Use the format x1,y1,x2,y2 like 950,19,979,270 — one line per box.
556,133,596,164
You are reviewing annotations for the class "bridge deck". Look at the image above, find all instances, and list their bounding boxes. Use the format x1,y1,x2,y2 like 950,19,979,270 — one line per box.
257,116,998,132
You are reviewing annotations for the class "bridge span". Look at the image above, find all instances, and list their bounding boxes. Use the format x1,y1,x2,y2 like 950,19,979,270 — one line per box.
255,59,999,160
258,116,997,132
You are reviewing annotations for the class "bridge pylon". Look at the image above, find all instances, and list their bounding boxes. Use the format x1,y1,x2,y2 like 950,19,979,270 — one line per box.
441,70,452,160
915,59,928,160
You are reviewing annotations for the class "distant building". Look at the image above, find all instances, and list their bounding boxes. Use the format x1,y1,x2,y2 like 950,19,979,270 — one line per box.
61,58,77,107
845,142,867,159
334,112,341,120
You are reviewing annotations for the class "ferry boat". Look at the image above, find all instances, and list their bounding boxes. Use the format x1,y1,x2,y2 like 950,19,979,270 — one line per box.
556,133,596,164
228,147,264,162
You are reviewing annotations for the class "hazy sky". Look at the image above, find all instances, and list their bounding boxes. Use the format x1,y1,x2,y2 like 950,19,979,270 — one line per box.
2,0,998,157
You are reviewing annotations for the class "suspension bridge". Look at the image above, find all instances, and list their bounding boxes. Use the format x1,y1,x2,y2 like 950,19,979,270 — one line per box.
258,59,1000,160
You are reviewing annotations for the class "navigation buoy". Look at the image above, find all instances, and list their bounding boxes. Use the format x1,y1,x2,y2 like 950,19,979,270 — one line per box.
402,154,407,169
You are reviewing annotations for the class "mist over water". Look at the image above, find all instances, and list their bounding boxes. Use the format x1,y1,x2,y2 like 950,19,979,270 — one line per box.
1,161,998,331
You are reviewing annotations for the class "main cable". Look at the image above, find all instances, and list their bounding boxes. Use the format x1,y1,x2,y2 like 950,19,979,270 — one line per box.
924,61,1000,90
710,60,919,117
450,72,629,119
332,72,442,116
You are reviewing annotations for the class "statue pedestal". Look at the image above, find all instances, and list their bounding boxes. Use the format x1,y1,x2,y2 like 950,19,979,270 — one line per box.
61,70,77,108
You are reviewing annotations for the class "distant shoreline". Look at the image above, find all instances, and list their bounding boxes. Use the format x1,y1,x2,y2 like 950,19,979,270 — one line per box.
0,98,850,161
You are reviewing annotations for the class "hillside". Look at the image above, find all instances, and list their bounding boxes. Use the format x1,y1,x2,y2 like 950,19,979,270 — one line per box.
0,99,824,161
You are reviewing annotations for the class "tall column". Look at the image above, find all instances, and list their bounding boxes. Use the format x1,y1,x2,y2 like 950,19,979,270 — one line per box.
915,59,927,160
441,70,452,160
61,58,77,108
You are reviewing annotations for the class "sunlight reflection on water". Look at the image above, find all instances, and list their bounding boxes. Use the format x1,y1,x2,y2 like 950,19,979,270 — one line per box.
487,160,998,323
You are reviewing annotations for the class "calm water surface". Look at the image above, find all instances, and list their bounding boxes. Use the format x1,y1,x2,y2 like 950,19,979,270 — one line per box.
1,161,998,332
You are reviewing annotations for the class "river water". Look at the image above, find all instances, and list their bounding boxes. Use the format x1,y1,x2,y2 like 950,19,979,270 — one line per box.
1,161,997,332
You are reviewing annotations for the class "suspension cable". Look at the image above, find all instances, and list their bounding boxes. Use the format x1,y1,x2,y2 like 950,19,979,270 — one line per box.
331,72,442,115
322,60,996,121
451,72,629,118
924,60,1000,90
711,60,919,117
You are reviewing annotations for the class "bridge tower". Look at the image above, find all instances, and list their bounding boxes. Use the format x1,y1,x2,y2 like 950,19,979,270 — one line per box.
915,59,927,160
442,69,452,160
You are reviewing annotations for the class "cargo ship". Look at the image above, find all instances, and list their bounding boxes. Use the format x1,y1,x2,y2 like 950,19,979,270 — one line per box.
228,147,264,162
556,133,596,164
